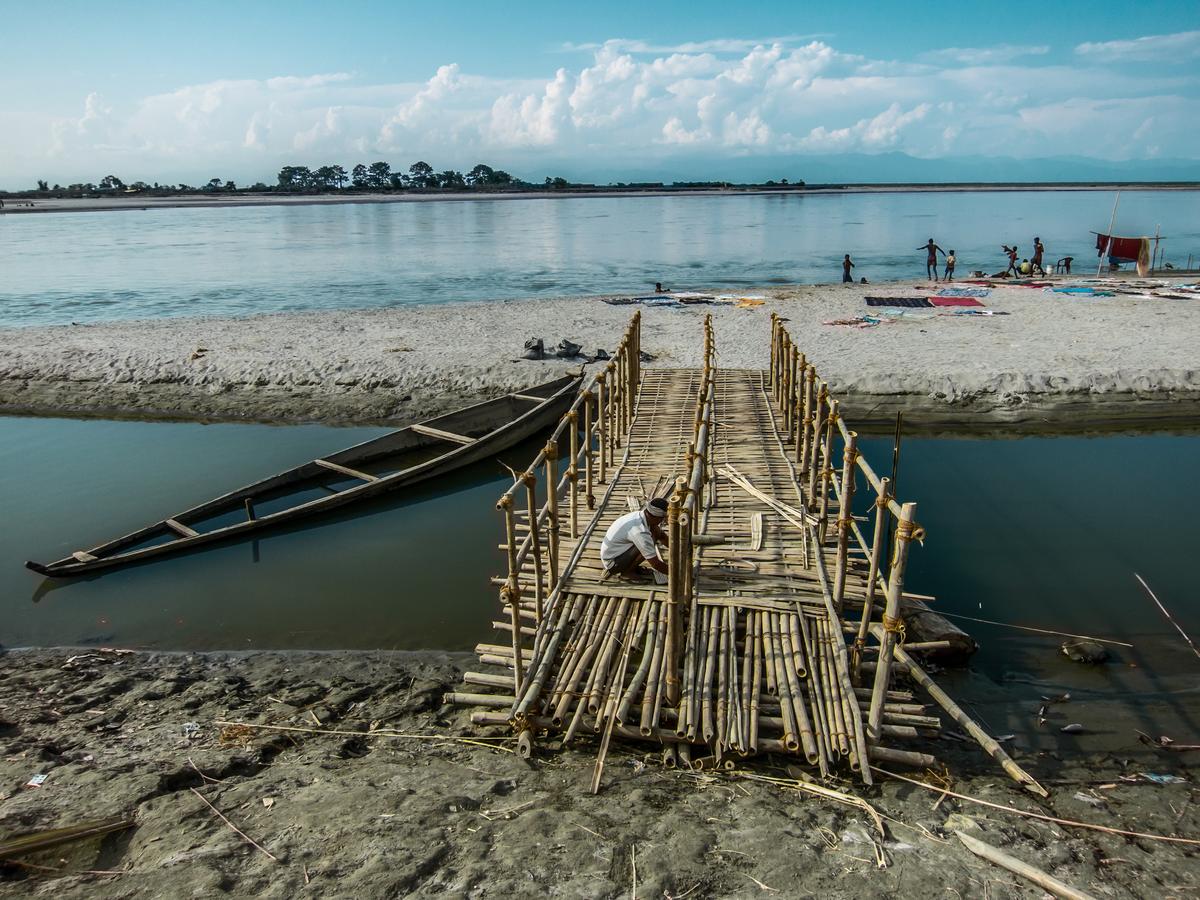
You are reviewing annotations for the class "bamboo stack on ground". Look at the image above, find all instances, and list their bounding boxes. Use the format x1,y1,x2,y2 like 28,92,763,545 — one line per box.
451,312,1045,797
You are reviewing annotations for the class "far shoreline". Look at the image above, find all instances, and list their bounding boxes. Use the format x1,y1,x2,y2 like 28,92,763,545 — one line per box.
3,180,1198,216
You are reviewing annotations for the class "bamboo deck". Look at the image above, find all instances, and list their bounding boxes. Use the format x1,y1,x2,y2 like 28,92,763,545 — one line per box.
452,313,1047,795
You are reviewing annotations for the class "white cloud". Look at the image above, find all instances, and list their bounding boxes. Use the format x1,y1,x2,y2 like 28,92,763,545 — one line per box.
562,36,826,55
6,34,1198,188
922,44,1049,64
1075,30,1200,62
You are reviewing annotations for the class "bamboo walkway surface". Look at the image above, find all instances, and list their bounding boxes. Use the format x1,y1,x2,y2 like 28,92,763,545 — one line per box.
453,313,1047,796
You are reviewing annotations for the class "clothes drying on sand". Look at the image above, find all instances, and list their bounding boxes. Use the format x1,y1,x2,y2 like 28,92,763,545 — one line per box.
929,296,985,307
865,296,933,308
931,289,988,300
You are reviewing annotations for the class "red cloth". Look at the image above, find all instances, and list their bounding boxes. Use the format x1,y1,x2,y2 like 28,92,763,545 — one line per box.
929,296,985,307
1095,233,1142,261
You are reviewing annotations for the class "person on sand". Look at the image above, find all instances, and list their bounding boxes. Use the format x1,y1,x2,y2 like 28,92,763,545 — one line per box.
600,498,669,582
842,254,855,283
1031,237,1046,276
1020,258,1032,276
944,250,956,281
1003,244,1019,277
917,239,944,281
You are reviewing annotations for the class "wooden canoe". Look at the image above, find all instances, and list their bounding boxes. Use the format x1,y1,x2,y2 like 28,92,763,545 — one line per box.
26,373,582,578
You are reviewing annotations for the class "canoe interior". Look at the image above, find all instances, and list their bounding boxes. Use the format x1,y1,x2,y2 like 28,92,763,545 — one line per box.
31,374,580,573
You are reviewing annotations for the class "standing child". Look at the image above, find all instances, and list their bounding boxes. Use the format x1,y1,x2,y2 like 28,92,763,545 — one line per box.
1002,244,1019,277
944,249,956,281
1031,237,1046,275
842,253,855,283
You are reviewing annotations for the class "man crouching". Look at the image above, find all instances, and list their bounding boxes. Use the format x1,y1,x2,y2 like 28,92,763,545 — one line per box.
600,498,669,583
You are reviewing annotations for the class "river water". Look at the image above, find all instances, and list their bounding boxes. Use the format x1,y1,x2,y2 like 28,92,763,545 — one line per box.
2,416,1193,660
2,190,1198,326
4,416,1198,748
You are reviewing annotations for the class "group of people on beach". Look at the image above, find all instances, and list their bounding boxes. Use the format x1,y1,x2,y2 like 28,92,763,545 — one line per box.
913,236,1046,281
842,236,1053,283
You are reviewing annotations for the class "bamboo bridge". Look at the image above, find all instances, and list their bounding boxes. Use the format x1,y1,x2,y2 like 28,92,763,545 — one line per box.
451,312,1046,795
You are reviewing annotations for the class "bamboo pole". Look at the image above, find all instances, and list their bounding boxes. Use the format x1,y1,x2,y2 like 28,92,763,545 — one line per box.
797,614,832,776
853,476,890,678
701,605,719,741
866,501,916,743
665,488,683,706
749,611,762,752
875,627,1047,795
832,431,857,615
588,597,633,717
794,359,807,464
769,314,779,398
523,473,544,623
800,368,815,476
543,440,560,585
596,374,607,482
567,410,579,538
788,345,799,443
806,384,827,505
818,399,838,541
583,390,595,509
954,831,1097,900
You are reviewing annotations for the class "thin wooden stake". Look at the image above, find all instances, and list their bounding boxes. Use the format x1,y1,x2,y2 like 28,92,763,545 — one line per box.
189,788,278,863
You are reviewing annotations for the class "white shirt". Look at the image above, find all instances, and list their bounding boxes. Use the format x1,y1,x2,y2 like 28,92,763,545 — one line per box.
600,510,659,566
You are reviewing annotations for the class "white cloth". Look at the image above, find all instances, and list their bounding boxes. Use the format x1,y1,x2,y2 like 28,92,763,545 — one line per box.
600,510,659,567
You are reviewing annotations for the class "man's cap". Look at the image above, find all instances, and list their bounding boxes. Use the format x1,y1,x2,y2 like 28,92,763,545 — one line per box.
644,498,668,518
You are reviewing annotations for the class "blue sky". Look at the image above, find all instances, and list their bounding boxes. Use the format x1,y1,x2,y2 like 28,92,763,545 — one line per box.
2,0,1198,187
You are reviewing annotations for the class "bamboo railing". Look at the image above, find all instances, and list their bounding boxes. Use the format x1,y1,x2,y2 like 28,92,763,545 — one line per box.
495,312,641,691
769,313,923,741
767,314,1046,795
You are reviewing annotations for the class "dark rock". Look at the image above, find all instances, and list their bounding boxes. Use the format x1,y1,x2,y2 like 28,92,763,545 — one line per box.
1061,640,1108,664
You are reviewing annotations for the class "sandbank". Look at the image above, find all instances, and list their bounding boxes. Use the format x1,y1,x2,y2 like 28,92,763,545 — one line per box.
1,278,1197,431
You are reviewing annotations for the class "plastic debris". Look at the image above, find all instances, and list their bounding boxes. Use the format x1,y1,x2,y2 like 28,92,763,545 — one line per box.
25,773,47,788
1140,773,1186,785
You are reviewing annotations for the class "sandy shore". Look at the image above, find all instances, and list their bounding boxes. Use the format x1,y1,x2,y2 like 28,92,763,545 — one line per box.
2,279,1197,430
0,648,1195,898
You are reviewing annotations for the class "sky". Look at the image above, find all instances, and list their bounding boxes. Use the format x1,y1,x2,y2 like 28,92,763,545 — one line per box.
1,0,1198,188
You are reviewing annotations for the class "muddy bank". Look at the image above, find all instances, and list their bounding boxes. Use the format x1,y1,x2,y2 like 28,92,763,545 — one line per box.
0,648,1195,898
1,279,1198,431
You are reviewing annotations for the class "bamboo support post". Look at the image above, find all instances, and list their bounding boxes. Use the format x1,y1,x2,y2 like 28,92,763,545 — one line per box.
596,373,607,482
583,390,595,509
771,314,780,399
665,489,683,706
853,476,890,677
543,440,560,585
522,473,544,623
567,410,579,538
818,399,838,541
832,431,858,615
866,501,916,743
806,384,826,504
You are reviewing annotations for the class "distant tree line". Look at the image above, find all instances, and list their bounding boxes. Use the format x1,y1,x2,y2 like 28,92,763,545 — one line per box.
6,166,806,199
274,160,520,192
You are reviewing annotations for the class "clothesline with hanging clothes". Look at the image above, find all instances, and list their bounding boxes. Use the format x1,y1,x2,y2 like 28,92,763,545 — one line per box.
1093,233,1147,262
